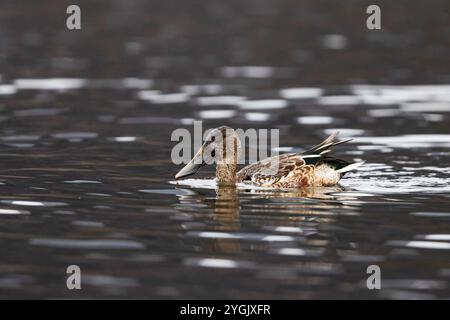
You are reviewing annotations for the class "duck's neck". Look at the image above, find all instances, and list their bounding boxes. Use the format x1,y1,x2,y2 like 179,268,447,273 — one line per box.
216,131,240,186
216,163,237,186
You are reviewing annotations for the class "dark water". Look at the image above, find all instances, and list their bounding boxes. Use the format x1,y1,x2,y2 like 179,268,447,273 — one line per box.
1,0,450,299
0,80,449,299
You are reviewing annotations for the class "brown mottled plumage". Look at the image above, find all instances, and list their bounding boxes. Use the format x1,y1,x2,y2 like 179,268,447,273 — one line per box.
175,127,364,188
236,155,342,188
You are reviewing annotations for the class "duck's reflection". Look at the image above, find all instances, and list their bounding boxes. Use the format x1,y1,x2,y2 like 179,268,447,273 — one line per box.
213,186,240,220
241,185,345,199
174,184,348,254
212,186,241,253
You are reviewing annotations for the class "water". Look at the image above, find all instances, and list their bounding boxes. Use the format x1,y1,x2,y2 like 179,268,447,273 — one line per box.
0,78,449,299
1,0,450,300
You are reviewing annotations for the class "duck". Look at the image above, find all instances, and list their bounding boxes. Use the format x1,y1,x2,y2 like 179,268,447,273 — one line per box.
175,126,364,188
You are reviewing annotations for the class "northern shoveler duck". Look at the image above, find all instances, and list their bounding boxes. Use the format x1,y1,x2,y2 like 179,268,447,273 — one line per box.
175,126,364,187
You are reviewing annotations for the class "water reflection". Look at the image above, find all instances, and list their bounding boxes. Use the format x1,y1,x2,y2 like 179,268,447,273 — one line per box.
175,184,357,258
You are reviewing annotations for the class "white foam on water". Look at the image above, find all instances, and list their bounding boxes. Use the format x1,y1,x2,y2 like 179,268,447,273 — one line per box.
411,212,450,218
138,90,189,104
277,248,307,256
352,85,450,105
340,175,450,194
297,116,334,125
0,135,41,141
187,258,239,268
403,166,450,174
273,226,303,233
197,110,236,119
279,87,323,99
170,179,283,191
318,95,361,105
1,200,67,207
0,84,17,95
111,136,138,142
195,95,246,106
180,118,195,125
388,240,450,250
417,234,450,241
237,99,288,110
245,112,270,121
353,134,450,148
14,78,87,90
400,102,450,112
187,231,298,242
172,172,449,196
0,208,30,215
324,128,365,137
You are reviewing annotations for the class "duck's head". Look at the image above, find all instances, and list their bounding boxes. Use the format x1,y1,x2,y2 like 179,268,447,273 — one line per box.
175,126,241,180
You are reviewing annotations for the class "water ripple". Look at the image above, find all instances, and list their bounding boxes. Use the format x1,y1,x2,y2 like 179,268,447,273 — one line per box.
29,239,146,249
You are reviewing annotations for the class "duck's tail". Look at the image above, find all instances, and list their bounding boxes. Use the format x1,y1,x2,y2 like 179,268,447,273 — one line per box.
321,157,365,176
303,132,365,175
336,161,365,173
302,131,353,156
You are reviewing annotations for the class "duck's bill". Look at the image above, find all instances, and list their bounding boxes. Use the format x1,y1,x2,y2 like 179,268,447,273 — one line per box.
175,154,204,179
175,145,208,179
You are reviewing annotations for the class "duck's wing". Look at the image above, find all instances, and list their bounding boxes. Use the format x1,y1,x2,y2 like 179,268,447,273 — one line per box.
236,153,321,186
302,131,352,156
236,133,354,187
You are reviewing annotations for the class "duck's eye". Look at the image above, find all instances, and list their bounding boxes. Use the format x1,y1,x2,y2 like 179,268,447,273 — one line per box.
211,136,215,142
211,149,215,157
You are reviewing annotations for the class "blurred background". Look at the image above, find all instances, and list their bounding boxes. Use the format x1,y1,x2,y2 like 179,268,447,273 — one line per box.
1,0,450,84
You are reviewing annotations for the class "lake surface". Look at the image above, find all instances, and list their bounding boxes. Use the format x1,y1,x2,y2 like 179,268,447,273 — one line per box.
0,79,449,299
1,0,450,300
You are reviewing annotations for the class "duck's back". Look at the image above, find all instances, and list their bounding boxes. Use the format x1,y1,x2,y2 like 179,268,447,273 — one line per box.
237,153,347,188
236,132,363,188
